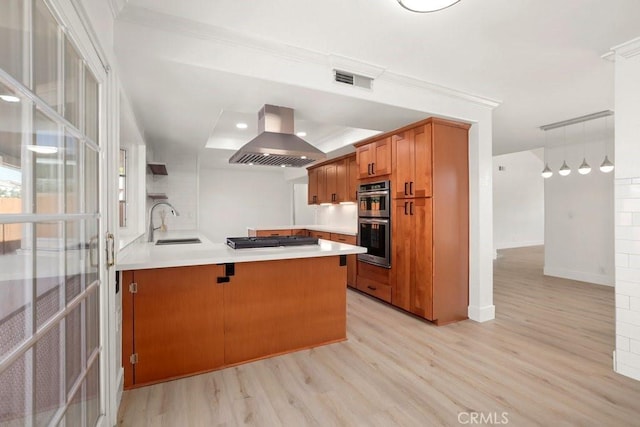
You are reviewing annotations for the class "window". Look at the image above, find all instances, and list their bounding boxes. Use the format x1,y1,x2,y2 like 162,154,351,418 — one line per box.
119,149,127,227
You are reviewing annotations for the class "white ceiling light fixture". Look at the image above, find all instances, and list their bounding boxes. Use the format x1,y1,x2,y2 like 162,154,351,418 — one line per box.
397,0,461,13
578,123,591,175
600,116,614,173
236,122,248,129
296,131,307,137
541,130,553,178
26,145,58,154
0,94,20,103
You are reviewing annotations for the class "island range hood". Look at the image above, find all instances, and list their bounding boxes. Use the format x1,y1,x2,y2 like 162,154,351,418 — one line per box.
228,105,326,167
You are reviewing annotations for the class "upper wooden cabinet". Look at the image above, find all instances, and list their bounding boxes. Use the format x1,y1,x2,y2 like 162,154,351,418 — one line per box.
356,137,391,179
307,154,356,205
392,125,433,199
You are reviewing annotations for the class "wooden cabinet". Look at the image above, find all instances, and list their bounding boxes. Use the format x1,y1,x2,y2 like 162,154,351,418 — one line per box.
392,198,433,319
308,230,331,240
356,261,392,302
390,118,470,325
392,126,432,199
121,265,225,388
122,256,348,388
307,154,355,204
347,155,358,202
356,137,391,179
330,233,357,288
308,167,322,204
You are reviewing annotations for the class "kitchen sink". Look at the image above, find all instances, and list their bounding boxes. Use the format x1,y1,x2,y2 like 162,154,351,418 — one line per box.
155,238,202,245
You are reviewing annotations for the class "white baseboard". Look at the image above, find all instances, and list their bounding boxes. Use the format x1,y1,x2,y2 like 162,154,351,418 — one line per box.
615,361,640,382
543,266,613,287
494,240,544,250
468,304,495,322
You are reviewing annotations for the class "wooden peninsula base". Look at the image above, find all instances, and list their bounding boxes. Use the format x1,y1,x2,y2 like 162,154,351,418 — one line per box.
121,255,347,389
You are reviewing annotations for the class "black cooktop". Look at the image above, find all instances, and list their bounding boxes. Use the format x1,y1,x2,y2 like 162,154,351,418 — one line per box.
226,235,319,249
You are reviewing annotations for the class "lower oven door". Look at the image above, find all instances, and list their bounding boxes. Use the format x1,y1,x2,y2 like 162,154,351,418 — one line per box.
357,218,391,268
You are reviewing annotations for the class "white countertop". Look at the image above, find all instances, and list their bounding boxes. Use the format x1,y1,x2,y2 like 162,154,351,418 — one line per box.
247,225,358,236
116,230,366,271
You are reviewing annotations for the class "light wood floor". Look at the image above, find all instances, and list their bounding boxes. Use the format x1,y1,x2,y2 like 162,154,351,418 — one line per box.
117,246,640,426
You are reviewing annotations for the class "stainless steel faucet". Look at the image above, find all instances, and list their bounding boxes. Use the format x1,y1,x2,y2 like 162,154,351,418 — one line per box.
148,201,179,242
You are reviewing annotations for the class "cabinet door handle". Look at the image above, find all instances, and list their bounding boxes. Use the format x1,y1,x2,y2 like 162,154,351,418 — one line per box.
367,285,377,291
410,202,414,215
372,162,375,174
410,181,414,195
404,182,408,195
404,201,408,215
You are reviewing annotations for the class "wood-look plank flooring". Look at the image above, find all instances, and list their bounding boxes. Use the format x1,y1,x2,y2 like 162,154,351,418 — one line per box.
117,246,640,426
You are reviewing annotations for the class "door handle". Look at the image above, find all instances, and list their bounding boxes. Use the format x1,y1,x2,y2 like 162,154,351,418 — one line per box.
410,181,414,195
410,202,414,216
404,201,408,215
372,162,375,174
106,232,115,268
367,285,377,291
404,182,408,195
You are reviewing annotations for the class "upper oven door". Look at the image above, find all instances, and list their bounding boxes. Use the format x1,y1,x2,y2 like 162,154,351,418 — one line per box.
358,190,390,217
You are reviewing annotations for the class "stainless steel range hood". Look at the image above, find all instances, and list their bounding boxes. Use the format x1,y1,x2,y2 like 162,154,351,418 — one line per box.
229,105,326,167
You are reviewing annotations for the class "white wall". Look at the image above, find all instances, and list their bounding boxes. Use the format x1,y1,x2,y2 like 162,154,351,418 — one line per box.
293,183,317,225
493,149,544,253
316,204,358,229
613,36,640,382
198,167,293,243
543,143,614,286
146,147,198,231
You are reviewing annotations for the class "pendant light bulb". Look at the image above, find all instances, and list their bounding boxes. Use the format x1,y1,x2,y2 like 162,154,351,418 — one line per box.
600,156,614,173
578,158,591,175
558,161,571,176
541,163,553,178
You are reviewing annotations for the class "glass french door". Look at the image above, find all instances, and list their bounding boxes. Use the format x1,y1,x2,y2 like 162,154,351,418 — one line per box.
0,0,105,425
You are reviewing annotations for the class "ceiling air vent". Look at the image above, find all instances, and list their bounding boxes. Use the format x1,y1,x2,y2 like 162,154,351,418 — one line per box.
333,70,373,90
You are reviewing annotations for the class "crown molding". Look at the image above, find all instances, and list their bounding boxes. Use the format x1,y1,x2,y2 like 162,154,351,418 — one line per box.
608,36,640,60
117,6,327,66
108,0,128,19
379,72,501,108
117,5,501,110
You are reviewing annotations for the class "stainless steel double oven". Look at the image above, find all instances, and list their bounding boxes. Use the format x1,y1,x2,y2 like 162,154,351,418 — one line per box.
357,180,391,268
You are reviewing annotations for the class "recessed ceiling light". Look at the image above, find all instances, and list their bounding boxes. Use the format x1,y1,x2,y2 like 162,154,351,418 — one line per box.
236,122,248,129
397,0,460,13
296,131,307,137
300,156,307,160
248,163,254,166
263,153,270,156
26,145,58,154
281,164,286,168
0,95,20,103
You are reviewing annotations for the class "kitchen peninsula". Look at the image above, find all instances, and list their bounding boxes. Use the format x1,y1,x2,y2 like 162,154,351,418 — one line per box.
116,232,365,389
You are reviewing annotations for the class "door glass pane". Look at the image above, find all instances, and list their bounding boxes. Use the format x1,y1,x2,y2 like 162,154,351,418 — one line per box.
65,133,80,213
85,219,98,286
35,221,63,329
0,222,32,361
33,0,60,111
35,324,61,427
63,381,83,427
65,304,82,397
0,0,25,83
84,146,98,214
0,81,25,214
65,220,83,302
0,348,30,425
34,110,63,214
64,37,80,128
86,355,100,426
84,67,98,144
86,287,99,360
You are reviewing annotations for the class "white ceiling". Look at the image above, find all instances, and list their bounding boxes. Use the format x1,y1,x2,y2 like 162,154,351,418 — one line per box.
113,0,640,159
